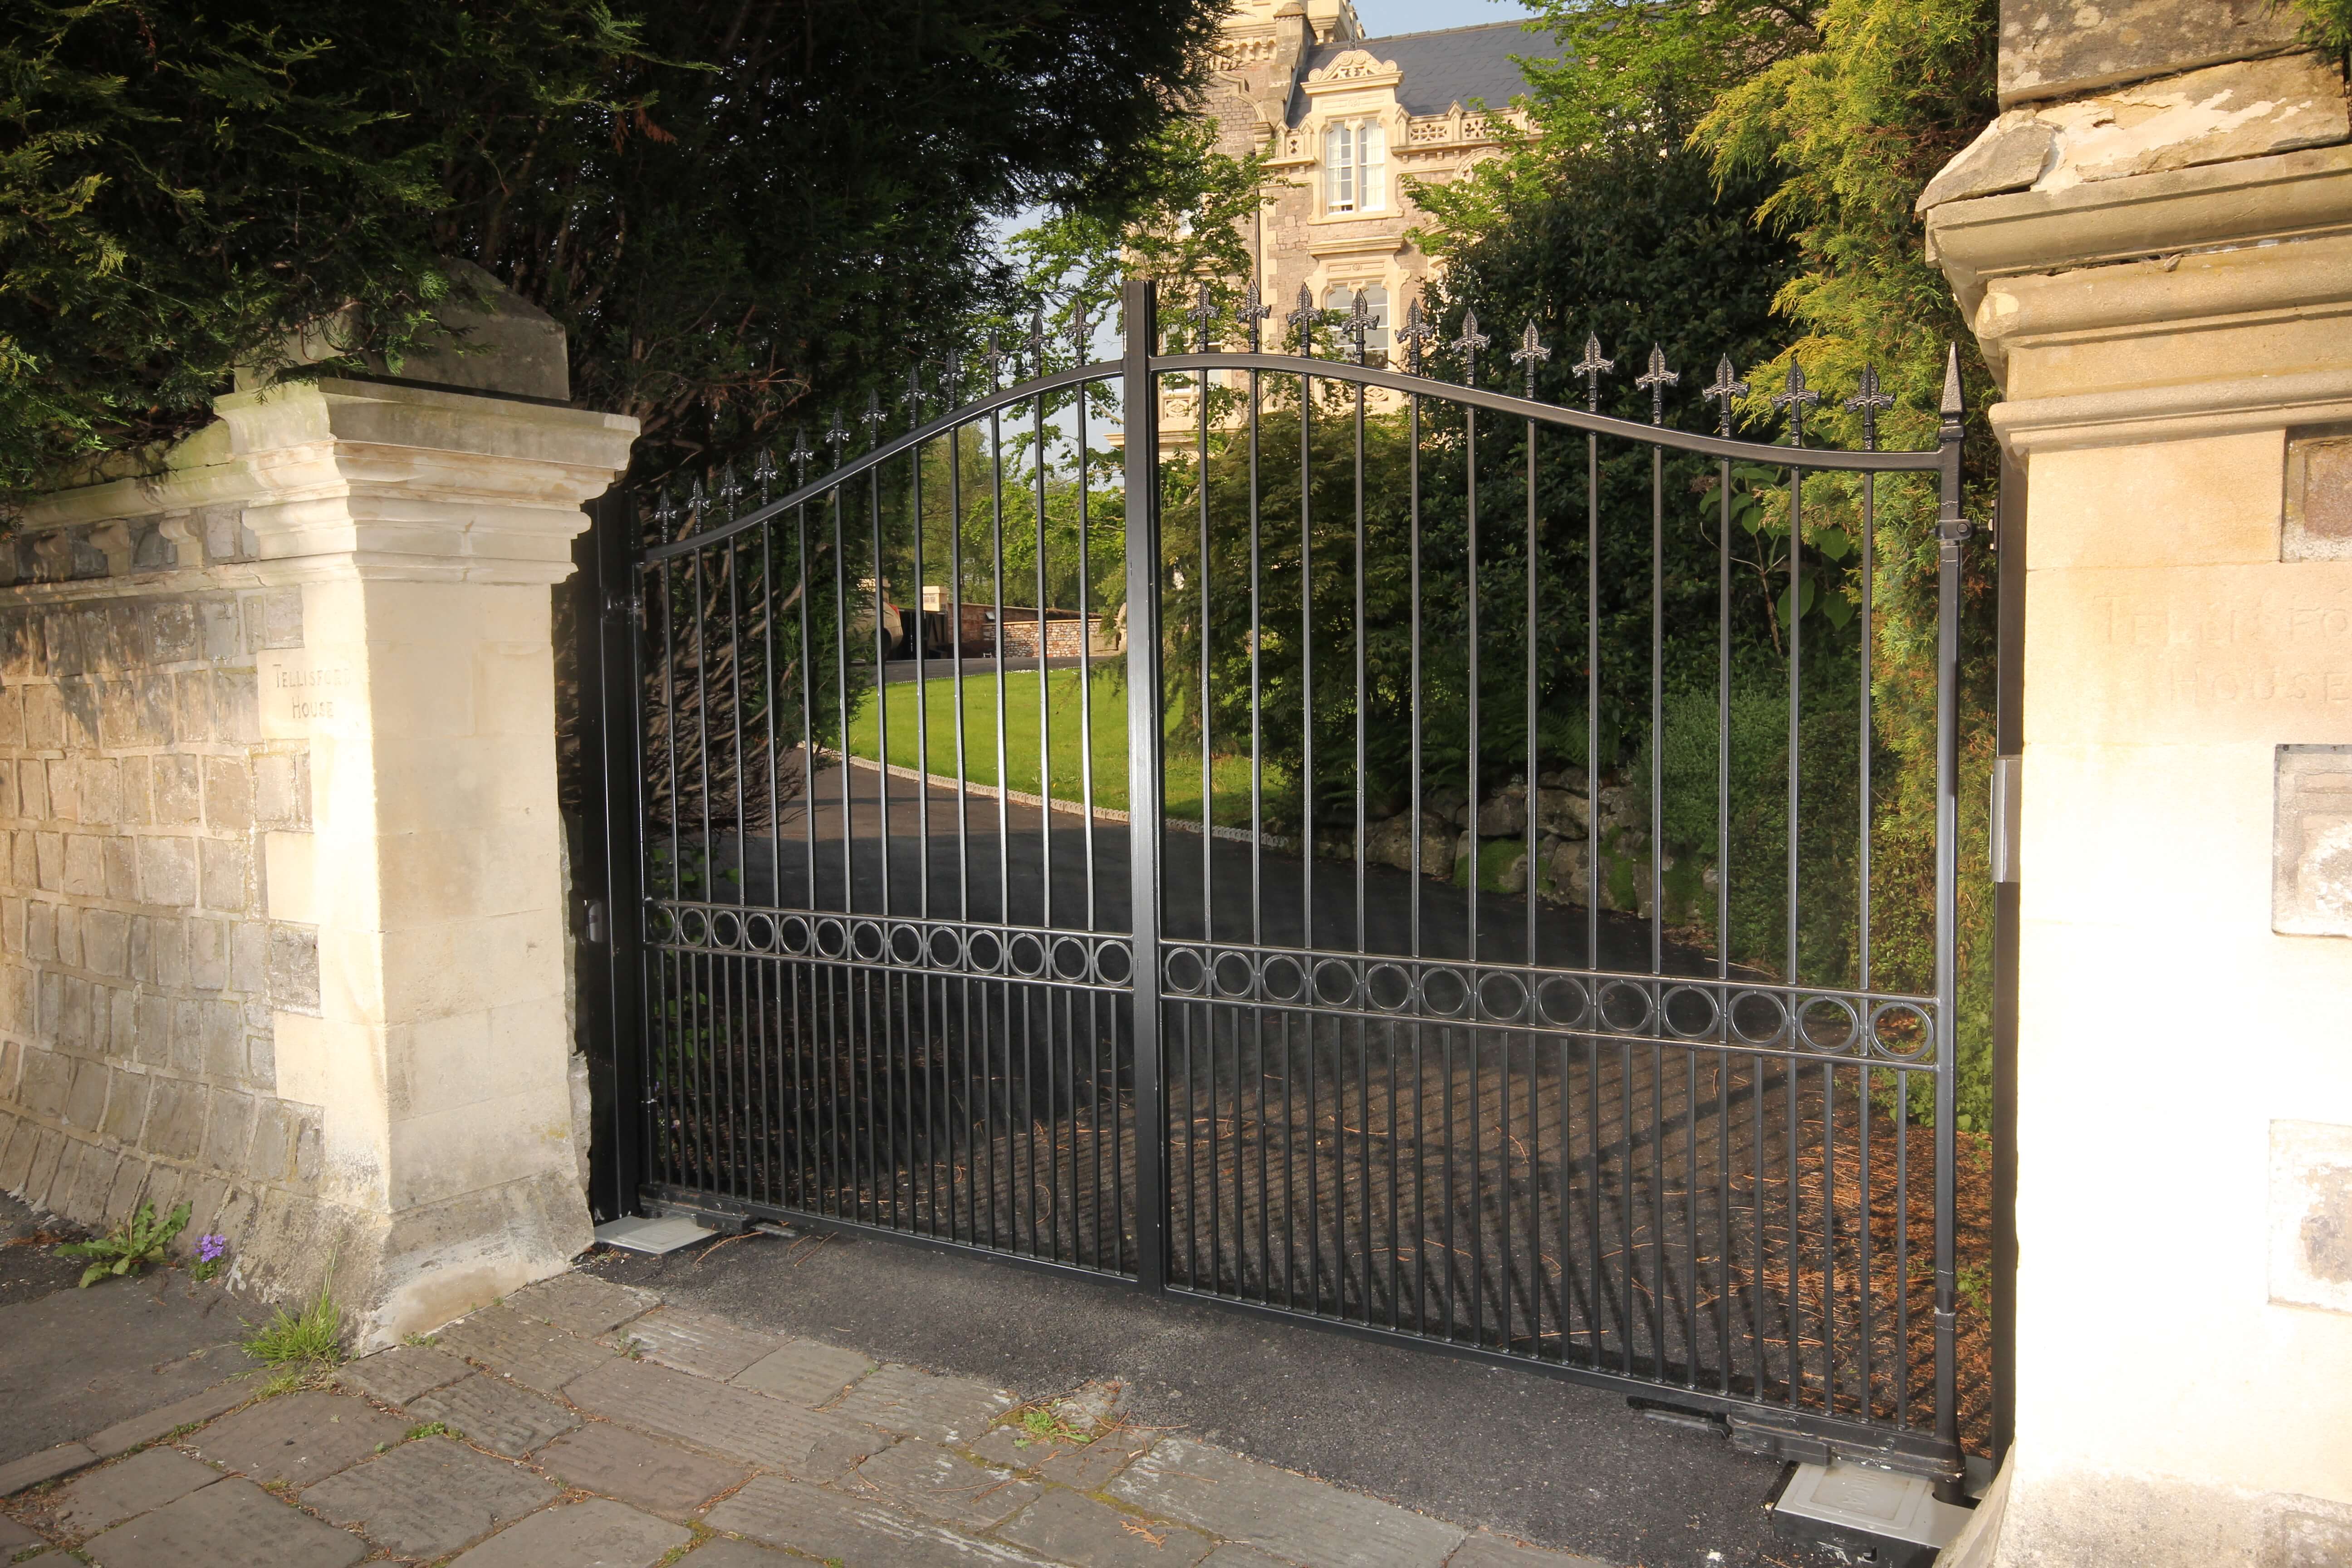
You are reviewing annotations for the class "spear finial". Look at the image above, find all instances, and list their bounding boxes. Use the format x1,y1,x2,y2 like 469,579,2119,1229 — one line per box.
1634,344,1678,426
1188,281,1217,353
1773,359,1819,446
1510,320,1550,398
1241,281,1272,352
1287,284,1320,357
1844,363,1894,450
1396,296,1435,376
1572,333,1613,412
1701,357,1748,439
1452,308,1490,384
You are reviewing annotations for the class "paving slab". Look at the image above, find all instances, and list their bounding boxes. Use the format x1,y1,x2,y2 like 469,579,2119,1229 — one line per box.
847,1438,1040,1530
567,1358,887,1473
679,1540,797,1565
402,1374,579,1458
446,1496,688,1568
1443,1534,1614,1568
299,1434,556,1558
0,1513,45,1549
971,1424,1156,1493
80,1475,368,1568
0,1257,260,1468
0,1444,95,1497
86,1379,258,1459
1200,1548,1299,1568
535,1421,748,1514
830,1364,1015,1444
1001,1488,1215,1568
434,1305,618,1396
707,1473,1056,1568
731,1337,876,1406
188,1391,407,1489
502,1274,658,1338
615,1306,779,1381
1109,1440,1465,1568
331,1345,470,1407
48,1448,218,1537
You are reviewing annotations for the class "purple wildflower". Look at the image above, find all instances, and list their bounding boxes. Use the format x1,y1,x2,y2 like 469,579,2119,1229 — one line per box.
196,1234,227,1263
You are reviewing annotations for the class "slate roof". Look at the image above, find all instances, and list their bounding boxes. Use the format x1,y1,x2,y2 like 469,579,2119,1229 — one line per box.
1286,21,1540,126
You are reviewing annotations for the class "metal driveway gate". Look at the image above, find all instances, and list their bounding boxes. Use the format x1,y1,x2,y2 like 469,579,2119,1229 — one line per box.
597,279,1976,1481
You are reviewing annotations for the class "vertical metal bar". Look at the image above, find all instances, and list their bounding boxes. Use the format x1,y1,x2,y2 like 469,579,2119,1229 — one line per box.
1992,448,2027,1464
1077,364,1100,933
609,500,650,1215
1354,340,1370,1323
1034,366,1054,933
1401,363,1421,1335
1124,278,1169,1294
1932,349,1967,1470
1248,345,1270,1303
1198,351,1220,1289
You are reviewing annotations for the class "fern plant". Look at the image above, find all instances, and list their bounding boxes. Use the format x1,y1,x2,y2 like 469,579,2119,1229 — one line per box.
58,1202,190,1288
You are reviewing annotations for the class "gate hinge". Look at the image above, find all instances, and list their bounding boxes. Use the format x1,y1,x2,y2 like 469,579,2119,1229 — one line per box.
1990,756,2020,884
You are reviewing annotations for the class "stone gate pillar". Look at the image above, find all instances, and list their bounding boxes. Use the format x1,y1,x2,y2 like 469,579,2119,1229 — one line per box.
1921,6,2352,1561
0,284,636,1344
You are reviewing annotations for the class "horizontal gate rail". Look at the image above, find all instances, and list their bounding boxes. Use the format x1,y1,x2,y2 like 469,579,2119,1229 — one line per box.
614,275,1979,1484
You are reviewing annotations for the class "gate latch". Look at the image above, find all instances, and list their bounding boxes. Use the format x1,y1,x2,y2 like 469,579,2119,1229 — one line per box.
1990,756,2021,885
584,899,608,945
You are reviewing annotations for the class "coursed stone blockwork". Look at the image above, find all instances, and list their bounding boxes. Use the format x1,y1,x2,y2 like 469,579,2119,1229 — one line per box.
0,514,326,1263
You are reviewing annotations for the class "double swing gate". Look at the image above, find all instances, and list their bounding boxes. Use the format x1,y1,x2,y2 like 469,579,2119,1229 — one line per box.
600,278,1980,1480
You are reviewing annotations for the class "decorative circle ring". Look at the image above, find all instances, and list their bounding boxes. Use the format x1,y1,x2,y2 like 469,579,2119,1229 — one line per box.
1728,989,1789,1047
1163,947,1206,995
1476,970,1530,1024
1534,975,1590,1030
1662,985,1722,1041
1795,994,1862,1054
1597,979,1655,1035
1419,966,1470,1018
1868,1001,1935,1061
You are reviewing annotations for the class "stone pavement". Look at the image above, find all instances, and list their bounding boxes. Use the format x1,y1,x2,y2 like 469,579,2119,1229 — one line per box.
0,1268,1611,1568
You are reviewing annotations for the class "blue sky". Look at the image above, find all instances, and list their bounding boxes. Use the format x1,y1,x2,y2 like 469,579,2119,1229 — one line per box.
1352,0,1538,36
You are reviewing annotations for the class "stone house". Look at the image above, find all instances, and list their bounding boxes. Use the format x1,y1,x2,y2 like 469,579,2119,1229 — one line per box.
1208,0,1535,348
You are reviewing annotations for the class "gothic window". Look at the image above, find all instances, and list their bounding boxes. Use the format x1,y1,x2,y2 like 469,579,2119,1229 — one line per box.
1324,283,1390,365
1323,119,1386,214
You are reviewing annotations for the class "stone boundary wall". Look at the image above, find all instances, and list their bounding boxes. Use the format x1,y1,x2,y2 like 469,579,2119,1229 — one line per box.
0,505,325,1273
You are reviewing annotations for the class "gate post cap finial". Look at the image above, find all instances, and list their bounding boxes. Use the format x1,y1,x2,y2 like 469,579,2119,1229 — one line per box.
1068,299,1091,359
788,427,813,481
751,447,777,501
1029,306,1049,373
715,461,744,514
652,488,679,535
823,408,848,451
686,476,707,523
858,390,884,439
1939,342,1966,424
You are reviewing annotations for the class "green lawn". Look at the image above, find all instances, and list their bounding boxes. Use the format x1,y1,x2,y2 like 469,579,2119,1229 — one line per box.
845,668,1275,827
